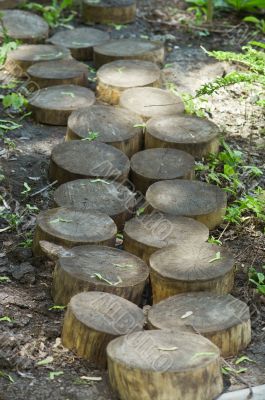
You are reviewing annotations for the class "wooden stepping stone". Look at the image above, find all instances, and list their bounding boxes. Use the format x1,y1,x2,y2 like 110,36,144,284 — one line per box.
0,10,49,43
5,44,71,77
147,292,251,357
48,27,110,61
149,242,235,303
107,330,223,400
145,115,220,158
29,85,95,125
119,87,184,121
93,39,165,69
32,207,117,256
82,0,136,24
62,291,145,367
27,60,88,89
0,0,23,9
66,105,144,157
96,60,161,105
146,180,227,230
53,179,136,231
130,148,195,194
123,213,209,264
50,244,149,305
49,141,130,184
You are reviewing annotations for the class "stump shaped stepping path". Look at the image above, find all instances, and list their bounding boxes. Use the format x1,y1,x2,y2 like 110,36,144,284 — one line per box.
149,242,235,303
147,292,251,357
27,60,88,88
51,245,149,305
62,291,145,367
123,213,209,264
93,39,165,68
32,207,117,256
145,115,220,158
48,27,110,61
82,0,136,24
119,87,184,121
107,330,223,400
66,105,144,157
0,10,49,43
5,44,71,77
49,141,130,184
29,85,95,125
96,60,161,105
53,179,135,231
130,148,195,194
146,180,227,229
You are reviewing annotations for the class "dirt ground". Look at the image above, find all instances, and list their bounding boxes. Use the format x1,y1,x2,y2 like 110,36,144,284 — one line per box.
0,1,265,399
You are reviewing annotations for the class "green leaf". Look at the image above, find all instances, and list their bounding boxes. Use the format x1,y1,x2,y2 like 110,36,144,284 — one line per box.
235,355,255,365
90,179,110,184
37,356,54,366
113,264,134,269
49,371,64,380
48,305,66,311
91,273,114,286
0,316,12,322
0,276,11,282
0,370,14,383
209,251,222,263
21,182,31,195
61,92,75,98
243,16,260,24
50,218,72,224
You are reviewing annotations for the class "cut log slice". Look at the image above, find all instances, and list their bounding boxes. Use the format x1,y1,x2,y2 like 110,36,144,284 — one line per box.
0,1,24,9
147,292,251,357
29,85,95,125
119,87,184,121
53,179,136,231
27,60,89,88
66,105,143,157
93,39,165,69
130,148,195,194
123,213,209,264
146,180,227,230
5,44,71,77
145,115,220,158
62,291,145,367
0,10,49,43
82,0,136,24
32,207,117,256
49,141,130,184
52,245,149,305
96,60,161,105
107,330,223,400
48,27,110,61
149,242,235,303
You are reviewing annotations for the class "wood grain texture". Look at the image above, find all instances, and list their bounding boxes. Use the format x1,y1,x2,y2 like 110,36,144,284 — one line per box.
62,291,145,367
32,207,117,256
107,330,223,400
66,105,144,157
147,292,251,357
146,179,227,229
145,115,220,157
52,245,149,305
123,213,209,264
53,178,135,231
82,0,136,24
149,243,235,303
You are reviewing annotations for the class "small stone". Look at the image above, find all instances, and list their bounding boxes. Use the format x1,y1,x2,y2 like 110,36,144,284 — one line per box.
11,262,35,283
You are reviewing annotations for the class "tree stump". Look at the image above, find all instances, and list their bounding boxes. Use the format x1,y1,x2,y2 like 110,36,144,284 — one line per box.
0,0,23,9
32,207,117,256
145,115,220,158
130,148,195,194
123,213,209,264
66,105,144,157
93,39,165,69
48,27,110,61
5,44,71,77
146,180,227,230
52,245,149,305
49,141,130,184
28,85,95,125
0,10,49,43
53,178,136,231
149,242,235,303
96,60,161,105
27,60,88,88
82,0,136,24
107,330,223,400
119,87,184,121
62,291,145,367
147,292,251,357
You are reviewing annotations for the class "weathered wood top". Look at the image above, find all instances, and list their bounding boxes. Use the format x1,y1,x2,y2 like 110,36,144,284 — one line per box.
7,44,71,62
48,27,109,50
94,39,163,58
27,59,88,80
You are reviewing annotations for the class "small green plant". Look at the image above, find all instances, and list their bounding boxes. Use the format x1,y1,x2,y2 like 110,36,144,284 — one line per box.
81,131,99,141
225,0,264,12
1,92,28,111
24,0,75,28
21,182,31,196
244,16,265,34
249,266,265,295
0,370,14,383
48,305,66,311
49,371,64,380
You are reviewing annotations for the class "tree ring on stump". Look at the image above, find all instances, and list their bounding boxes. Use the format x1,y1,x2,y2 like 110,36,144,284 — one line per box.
82,0,136,25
